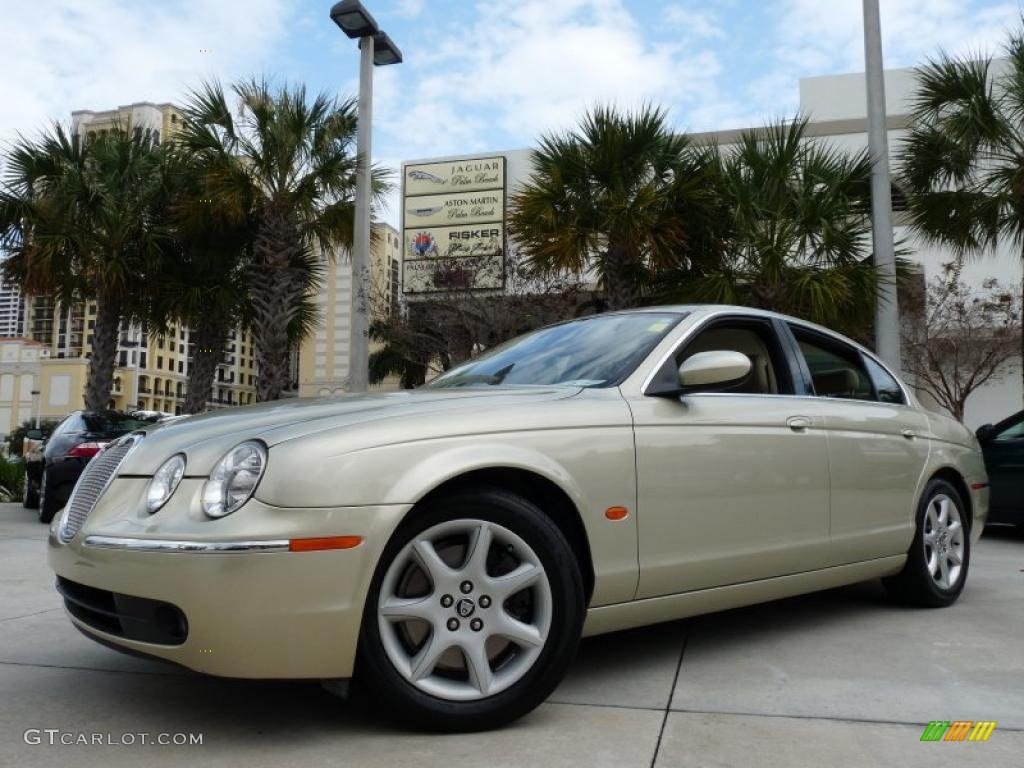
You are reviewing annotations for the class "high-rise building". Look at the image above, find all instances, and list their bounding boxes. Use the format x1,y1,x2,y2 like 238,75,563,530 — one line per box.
0,101,258,420
0,278,26,338
297,223,401,397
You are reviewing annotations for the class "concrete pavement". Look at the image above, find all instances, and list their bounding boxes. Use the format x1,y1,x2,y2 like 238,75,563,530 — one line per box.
1,502,1021,767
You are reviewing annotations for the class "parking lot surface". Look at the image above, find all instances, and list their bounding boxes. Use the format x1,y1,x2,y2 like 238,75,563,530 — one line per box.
1,502,1021,767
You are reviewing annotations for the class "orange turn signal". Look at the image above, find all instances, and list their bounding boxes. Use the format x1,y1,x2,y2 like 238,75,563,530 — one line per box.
604,506,629,521
289,536,363,552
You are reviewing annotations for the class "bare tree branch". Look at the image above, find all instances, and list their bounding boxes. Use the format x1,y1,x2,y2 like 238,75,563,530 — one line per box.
901,260,1021,421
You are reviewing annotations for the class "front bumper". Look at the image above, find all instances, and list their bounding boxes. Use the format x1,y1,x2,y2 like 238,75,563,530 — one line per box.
47,477,409,678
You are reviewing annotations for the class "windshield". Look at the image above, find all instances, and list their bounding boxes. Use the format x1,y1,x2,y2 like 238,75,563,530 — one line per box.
425,312,684,389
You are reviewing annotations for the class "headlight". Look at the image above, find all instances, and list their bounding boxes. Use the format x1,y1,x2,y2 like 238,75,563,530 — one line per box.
201,441,267,518
146,454,186,513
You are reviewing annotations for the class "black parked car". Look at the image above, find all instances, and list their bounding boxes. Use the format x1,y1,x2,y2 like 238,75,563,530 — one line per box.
24,411,158,523
977,410,1024,527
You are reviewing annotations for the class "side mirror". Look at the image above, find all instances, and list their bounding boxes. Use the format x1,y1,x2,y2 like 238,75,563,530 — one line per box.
26,430,43,440
975,424,996,443
647,350,753,398
679,351,752,390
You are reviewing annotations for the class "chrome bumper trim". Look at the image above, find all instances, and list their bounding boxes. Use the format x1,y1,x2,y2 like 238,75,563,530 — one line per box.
83,535,290,553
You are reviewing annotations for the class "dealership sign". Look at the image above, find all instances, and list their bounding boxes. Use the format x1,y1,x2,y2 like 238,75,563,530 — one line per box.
402,156,506,295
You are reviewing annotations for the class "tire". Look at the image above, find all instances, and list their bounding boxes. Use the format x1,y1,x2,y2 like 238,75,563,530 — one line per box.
883,478,970,607
23,471,39,509
355,488,585,732
38,469,59,524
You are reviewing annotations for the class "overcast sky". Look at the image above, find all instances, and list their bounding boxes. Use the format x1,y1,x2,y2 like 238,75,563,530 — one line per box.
2,0,1021,226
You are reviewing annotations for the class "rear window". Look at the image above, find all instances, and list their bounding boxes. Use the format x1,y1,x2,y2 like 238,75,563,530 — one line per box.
82,412,156,436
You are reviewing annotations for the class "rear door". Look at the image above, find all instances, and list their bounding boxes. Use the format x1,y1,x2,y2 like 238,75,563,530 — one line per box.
784,324,930,563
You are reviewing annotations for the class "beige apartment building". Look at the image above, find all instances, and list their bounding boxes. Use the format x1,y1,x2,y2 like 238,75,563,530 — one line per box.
0,101,399,436
0,101,257,437
297,222,402,397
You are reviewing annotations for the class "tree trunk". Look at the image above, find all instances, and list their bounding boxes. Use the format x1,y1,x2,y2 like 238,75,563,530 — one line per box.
603,244,640,311
185,314,228,414
84,296,122,411
1020,270,1024,408
251,209,307,401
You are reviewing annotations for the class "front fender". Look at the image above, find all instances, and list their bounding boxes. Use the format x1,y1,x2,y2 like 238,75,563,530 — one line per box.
257,425,639,606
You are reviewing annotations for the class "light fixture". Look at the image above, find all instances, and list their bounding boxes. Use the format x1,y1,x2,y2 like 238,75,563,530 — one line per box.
330,0,379,39
371,32,403,66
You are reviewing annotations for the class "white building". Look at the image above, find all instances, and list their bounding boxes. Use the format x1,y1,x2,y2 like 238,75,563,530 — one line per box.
400,66,1023,428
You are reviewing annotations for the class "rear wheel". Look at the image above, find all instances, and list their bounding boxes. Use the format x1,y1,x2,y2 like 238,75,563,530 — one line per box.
883,478,970,607
355,488,584,731
23,471,39,509
38,469,60,524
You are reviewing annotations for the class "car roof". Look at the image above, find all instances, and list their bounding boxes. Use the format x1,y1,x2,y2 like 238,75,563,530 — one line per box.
601,304,897,373
600,304,844,337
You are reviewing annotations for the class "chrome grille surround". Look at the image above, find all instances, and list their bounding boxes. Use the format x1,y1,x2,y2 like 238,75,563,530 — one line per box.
58,433,143,544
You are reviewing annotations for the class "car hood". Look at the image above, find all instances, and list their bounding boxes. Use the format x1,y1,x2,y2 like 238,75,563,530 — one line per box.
118,387,581,476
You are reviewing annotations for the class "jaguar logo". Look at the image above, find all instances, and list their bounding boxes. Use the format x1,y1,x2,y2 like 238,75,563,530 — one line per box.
455,598,475,618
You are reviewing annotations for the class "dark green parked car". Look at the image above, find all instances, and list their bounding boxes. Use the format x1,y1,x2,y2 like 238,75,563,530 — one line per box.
977,410,1024,527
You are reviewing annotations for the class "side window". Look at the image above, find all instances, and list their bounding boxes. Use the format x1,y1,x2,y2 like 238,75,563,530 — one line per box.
996,415,1024,441
677,321,792,395
863,356,905,404
791,328,873,401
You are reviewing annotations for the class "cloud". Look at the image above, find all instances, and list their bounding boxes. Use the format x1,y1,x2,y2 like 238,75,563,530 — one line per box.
374,0,729,162
393,0,427,18
0,0,294,146
663,3,726,41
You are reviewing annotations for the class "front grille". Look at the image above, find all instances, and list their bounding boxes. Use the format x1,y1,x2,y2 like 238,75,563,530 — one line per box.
56,577,188,645
59,434,141,543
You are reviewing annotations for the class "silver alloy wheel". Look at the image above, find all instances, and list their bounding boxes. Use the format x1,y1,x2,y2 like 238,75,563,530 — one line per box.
923,493,965,590
377,518,553,702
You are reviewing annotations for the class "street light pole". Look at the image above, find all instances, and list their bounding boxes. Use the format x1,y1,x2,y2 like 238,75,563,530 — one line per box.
330,1,402,394
349,33,374,394
862,0,901,371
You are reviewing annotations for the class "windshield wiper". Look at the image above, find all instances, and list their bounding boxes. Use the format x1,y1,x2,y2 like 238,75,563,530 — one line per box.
448,363,516,387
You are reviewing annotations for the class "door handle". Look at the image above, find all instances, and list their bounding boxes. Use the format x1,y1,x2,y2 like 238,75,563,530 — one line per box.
787,416,811,431
902,429,916,440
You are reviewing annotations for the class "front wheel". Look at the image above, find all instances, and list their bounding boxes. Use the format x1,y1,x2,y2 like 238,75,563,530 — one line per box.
356,488,585,731
883,478,970,607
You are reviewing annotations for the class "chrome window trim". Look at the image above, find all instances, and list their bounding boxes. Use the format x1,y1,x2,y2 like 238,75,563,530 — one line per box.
638,309,743,395
785,320,914,406
83,535,290,553
635,309,915,407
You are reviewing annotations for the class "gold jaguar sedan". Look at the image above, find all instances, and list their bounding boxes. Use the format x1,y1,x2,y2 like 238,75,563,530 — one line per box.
47,306,988,730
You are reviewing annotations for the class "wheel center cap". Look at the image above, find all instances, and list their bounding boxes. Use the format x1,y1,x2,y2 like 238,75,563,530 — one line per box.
455,597,476,618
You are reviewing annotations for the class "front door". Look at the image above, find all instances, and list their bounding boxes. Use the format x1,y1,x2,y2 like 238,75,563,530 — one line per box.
630,317,833,599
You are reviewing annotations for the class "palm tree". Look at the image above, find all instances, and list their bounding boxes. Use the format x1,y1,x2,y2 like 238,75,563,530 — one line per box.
150,148,253,413
0,124,171,410
899,37,1024,398
664,119,882,335
178,79,386,401
509,105,723,311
